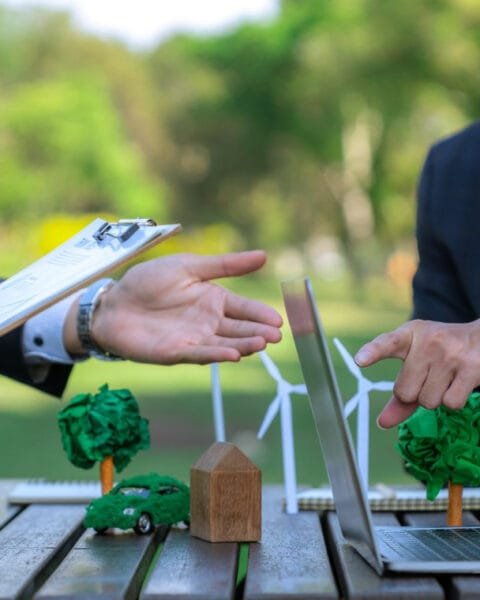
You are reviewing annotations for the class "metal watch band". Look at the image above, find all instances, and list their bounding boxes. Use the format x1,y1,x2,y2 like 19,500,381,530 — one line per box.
77,278,123,361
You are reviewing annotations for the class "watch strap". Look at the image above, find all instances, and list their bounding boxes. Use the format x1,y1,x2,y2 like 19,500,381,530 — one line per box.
77,278,123,361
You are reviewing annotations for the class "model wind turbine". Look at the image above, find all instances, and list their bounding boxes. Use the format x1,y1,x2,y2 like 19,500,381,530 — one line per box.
333,338,394,491
210,363,226,442
256,350,308,514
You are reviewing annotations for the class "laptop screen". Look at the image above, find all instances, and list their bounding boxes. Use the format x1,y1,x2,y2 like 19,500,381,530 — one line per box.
282,277,382,569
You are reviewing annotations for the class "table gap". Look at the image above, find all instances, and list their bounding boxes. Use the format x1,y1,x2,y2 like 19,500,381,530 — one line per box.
138,528,169,598
235,543,249,600
395,511,448,527
319,510,344,597
21,521,85,599
0,504,25,532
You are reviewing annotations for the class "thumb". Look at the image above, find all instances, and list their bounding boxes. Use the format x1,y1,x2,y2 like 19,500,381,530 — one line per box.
377,396,419,429
354,323,414,367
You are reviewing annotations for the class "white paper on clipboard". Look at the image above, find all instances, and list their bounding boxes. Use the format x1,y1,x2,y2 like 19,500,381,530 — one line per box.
0,218,181,336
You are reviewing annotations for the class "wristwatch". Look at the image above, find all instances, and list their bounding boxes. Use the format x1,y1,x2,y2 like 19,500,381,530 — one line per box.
77,278,123,361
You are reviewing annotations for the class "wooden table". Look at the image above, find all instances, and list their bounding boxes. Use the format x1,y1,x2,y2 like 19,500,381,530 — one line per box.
0,482,478,599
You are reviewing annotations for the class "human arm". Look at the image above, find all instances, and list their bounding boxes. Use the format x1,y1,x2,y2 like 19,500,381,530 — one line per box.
0,324,72,397
355,319,480,428
0,250,281,396
0,283,77,397
63,250,282,365
355,125,480,428
412,139,477,323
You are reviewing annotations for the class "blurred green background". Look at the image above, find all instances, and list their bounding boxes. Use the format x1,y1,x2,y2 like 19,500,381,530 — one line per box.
0,0,477,487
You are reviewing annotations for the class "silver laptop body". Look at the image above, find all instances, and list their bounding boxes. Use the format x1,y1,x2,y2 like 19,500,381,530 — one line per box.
282,277,480,574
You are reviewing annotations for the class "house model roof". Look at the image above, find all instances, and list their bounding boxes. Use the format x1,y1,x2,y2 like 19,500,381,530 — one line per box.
192,442,259,472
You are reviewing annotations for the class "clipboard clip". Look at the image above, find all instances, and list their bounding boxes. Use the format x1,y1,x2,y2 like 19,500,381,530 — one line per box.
93,218,157,243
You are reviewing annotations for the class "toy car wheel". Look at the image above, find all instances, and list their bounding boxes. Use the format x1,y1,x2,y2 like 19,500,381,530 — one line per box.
94,527,108,535
134,513,153,535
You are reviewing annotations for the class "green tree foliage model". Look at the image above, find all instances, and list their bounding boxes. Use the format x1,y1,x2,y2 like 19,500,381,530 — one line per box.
397,393,480,500
58,384,150,493
396,392,480,525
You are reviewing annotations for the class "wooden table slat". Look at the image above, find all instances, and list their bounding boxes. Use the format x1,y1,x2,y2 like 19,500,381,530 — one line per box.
0,505,21,532
325,512,445,600
35,525,166,600
243,486,338,599
141,528,239,600
0,504,85,600
2,483,480,598
0,482,23,532
403,511,480,600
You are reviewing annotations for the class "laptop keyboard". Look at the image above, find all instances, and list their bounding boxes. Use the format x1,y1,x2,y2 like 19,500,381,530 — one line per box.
377,527,480,562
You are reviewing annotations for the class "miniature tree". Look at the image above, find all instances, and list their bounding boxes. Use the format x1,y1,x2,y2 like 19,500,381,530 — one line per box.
58,383,150,494
396,392,480,526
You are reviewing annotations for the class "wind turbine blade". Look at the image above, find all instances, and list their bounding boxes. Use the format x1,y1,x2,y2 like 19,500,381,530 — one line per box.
257,396,281,439
344,392,361,418
373,381,394,392
333,338,363,379
259,350,283,382
290,384,308,395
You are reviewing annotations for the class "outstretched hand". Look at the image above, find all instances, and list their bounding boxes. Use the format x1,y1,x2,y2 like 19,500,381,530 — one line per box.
72,250,282,365
354,319,480,428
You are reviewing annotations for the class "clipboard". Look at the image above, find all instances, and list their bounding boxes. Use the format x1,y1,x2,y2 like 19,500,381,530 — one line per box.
0,218,181,336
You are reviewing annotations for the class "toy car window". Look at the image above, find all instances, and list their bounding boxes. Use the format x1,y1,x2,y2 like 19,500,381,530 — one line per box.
118,487,150,498
156,486,179,495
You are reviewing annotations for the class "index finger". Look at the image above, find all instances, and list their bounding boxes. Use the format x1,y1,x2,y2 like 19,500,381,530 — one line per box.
354,323,414,367
185,250,267,281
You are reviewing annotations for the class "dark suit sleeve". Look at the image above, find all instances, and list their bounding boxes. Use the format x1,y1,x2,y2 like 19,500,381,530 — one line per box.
412,123,480,323
0,325,72,397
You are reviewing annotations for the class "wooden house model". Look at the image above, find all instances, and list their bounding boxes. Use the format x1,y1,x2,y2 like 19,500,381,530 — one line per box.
190,442,261,542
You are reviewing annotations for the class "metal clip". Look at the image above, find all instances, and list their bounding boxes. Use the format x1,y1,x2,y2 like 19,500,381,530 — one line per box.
93,219,156,243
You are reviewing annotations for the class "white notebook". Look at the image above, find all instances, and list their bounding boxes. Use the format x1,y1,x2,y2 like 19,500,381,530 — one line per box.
8,480,104,504
296,485,480,511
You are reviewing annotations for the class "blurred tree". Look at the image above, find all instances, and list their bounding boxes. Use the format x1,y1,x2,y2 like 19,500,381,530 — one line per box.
1,1,479,279
0,76,163,218
148,0,474,279
0,6,166,222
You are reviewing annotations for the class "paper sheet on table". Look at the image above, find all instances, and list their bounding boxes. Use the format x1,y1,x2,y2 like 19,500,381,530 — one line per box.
0,218,181,336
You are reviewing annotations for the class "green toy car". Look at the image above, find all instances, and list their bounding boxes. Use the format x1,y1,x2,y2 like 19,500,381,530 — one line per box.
84,473,190,534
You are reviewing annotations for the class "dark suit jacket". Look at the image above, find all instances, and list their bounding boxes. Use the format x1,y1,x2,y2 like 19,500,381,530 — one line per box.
0,325,72,397
413,121,480,323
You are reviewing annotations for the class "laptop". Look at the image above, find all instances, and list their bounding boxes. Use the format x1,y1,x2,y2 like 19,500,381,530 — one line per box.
282,277,480,574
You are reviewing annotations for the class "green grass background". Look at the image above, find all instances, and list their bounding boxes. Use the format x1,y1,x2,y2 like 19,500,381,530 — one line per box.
0,275,414,487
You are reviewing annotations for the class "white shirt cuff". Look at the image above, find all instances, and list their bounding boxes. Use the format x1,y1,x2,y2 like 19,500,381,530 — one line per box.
22,292,83,365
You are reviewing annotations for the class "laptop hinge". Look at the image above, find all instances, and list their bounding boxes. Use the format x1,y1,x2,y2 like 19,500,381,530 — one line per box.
347,537,384,575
